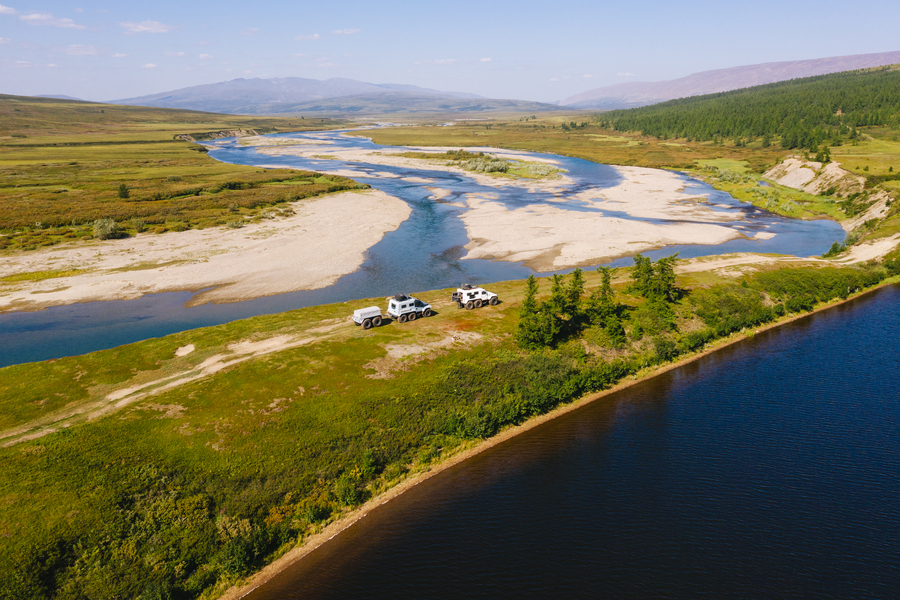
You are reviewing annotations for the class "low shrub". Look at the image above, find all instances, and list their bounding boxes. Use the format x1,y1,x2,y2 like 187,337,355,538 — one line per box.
92,218,119,240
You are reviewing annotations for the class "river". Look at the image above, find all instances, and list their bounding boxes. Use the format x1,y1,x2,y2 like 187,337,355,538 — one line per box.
0,130,844,367
245,284,900,600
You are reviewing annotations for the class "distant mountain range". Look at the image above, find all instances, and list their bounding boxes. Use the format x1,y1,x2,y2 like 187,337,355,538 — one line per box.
37,94,84,101
560,50,900,109
111,77,561,115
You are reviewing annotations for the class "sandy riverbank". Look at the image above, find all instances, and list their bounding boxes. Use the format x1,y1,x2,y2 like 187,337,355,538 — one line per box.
218,277,899,600
0,190,411,313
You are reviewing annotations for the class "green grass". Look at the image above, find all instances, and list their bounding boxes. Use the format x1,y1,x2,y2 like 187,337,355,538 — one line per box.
695,158,751,173
0,268,87,283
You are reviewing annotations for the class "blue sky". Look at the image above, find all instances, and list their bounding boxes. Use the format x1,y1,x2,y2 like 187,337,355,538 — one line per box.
1,0,899,103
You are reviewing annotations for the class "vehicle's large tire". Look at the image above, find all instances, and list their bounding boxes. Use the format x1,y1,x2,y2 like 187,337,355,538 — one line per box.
474,299,483,309
408,311,417,321
489,296,499,305
465,301,474,310
362,319,372,329
372,316,382,327
423,308,433,317
398,314,407,323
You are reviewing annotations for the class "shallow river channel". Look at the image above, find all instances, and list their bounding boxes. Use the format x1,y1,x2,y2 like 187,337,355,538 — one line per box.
0,130,844,367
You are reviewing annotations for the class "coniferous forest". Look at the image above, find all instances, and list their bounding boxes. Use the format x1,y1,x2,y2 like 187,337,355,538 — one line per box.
597,67,900,149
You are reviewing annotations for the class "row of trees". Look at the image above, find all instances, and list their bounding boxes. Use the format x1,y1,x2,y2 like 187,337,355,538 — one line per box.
594,68,900,148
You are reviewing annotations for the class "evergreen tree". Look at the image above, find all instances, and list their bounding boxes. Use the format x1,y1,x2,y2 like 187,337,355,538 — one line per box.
588,266,616,321
515,275,544,350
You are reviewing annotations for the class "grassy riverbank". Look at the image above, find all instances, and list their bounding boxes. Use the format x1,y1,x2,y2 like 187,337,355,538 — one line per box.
1,256,898,600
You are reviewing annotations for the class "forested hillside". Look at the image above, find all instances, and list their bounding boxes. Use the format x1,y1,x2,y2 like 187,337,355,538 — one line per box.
597,66,900,149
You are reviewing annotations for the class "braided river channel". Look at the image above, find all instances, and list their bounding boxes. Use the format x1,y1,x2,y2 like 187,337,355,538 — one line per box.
1,129,843,366
246,283,900,600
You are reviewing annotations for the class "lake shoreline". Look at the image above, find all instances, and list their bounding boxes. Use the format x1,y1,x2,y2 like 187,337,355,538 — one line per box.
218,277,898,600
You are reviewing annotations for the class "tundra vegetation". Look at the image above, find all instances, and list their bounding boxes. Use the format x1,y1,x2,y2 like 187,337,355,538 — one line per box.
1,256,898,600
0,95,356,252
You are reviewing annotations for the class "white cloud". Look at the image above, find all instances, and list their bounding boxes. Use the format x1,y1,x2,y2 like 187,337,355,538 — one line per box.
16,60,30,64
199,53,213,59
47,63,57,67
330,28,359,35
549,77,560,82
112,53,126,58
142,63,157,69
583,74,594,79
244,70,251,74
63,44,101,56
294,33,321,40
74,8,83,12
480,58,491,62
0,37,10,44
242,27,258,36
616,72,635,77
164,51,185,57
0,4,16,15
20,13,85,28
120,20,174,34
415,58,458,65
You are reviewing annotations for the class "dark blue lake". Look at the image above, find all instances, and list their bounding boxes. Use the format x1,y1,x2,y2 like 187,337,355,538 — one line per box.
246,284,900,600
0,130,844,367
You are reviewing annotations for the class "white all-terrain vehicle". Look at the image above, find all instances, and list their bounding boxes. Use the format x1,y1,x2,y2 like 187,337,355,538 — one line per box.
351,306,384,329
387,294,433,323
451,284,499,309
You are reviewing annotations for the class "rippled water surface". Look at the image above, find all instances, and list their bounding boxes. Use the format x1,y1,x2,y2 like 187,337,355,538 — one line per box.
247,285,900,600
0,130,844,367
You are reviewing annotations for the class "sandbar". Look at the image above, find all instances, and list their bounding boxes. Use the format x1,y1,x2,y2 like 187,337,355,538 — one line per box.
0,190,411,313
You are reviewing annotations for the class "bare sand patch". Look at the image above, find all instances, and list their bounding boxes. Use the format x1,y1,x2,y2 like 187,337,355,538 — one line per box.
459,167,754,271
842,190,894,232
365,332,482,379
0,190,411,313
426,186,451,200
574,166,744,224
764,157,864,198
766,157,819,188
835,233,900,263
675,253,818,278
460,195,744,271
